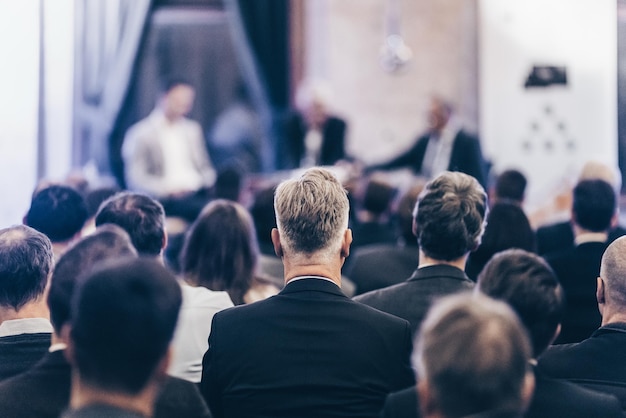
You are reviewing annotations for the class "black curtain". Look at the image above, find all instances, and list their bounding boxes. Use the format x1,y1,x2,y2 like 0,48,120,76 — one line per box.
237,0,290,111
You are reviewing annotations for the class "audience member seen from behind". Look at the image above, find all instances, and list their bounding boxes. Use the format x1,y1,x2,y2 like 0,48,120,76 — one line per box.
180,199,278,306
355,171,487,335
24,184,88,260
545,179,617,343
61,258,183,418
0,225,211,418
414,293,534,418
345,183,422,295
349,177,397,249
490,169,527,206
539,236,626,409
95,191,167,258
0,225,54,381
465,202,535,281
200,167,414,418
477,249,622,418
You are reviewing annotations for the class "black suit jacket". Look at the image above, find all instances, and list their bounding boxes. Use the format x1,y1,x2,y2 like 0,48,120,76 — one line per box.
0,332,50,381
379,371,623,418
536,221,626,255
200,278,415,418
374,130,486,188
545,241,608,343
344,244,419,296
280,113,347,169
354,265,474,336
539,323,626,410
0,350,212,418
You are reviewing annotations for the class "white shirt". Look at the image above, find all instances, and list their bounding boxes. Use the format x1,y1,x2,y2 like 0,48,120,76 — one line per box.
0,318,52,337
168,283,234,382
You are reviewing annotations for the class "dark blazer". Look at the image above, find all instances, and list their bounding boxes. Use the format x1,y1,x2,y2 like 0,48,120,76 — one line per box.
201,277,415,418
354,264,474,336
0,332,50,381
344,244,419,296
280,113,347,169
538,323,626,410
374,130,487,188
0,350,212,418
536,221,626,255
545,241,608,344
379,371,623,418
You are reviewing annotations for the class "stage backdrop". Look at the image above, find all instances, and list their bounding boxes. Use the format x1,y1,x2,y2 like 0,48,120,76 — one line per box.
479,0,617,210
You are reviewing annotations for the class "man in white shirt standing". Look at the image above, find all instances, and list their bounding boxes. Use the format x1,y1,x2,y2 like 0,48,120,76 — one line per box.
123,79,216,222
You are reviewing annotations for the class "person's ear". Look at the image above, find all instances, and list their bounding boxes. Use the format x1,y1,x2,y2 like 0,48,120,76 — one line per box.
341,229,352,259
417,380,437,418
61,324,75,366
520,371,536,413
597,276,606,305
271,228,283,258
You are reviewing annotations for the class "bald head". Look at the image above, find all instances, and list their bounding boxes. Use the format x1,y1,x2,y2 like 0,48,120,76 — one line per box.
599,236,626,309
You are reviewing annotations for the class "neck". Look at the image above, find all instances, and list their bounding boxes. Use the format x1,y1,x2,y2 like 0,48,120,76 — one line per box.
600,303,626,326
282,256,344,287
418,250,468,271
70,374,158,417
0,299,49,323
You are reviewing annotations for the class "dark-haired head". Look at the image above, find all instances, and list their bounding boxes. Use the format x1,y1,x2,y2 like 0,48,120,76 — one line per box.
414,172,487,261
48,224,137,334
180,199,258,305
476,249,564,357
68,257,181,394
572,179,616,232
0,225,53,311
493,169,527,204
25,185,88,243
95,192,165,257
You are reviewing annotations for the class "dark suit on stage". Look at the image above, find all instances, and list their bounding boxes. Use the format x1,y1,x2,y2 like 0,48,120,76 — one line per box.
200,277,415,418
374,130,487,188
536,221,626,255
379,370,623,418
0,349,212,418
280,113,347,169
545,241,608,344
354,265,474,336
538,323,626,411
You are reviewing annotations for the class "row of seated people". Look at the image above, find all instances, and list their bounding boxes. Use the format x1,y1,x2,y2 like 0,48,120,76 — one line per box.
0,166,625,417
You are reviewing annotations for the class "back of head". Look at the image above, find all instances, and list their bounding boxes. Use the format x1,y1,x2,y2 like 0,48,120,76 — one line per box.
494,169,527,204
361,178,396,217
572,179,615,232
0,225,53,310
473,203,535,263
95,192,165,256
48,224,137,334
414,172,487,261
578,160,621,193
250,184,278,248
274,167,349,257
180,199,258,305
477,249,564,356
69,257,182,394
25,185,88,243
415,293,532,418
396,184,424,245
599,236,626,308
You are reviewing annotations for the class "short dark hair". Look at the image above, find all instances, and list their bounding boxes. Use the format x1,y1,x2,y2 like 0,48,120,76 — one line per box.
361,178,396,216
25,185,88,242
95,192,165,256
180,199,258,305
477,249,564,356
415,293,532,418
0,225,53,310
159,77,193,95
572,179,616,232
414,172,487,261
70,257,181,394
48,225,137,334
494,169,527,203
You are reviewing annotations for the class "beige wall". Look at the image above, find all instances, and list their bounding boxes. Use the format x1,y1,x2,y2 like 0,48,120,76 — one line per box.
302,0,479,164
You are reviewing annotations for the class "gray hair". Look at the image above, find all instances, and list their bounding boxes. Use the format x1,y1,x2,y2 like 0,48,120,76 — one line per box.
274,168,349,261
0,225,54,310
